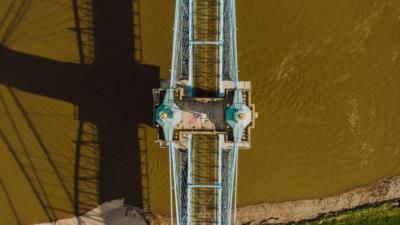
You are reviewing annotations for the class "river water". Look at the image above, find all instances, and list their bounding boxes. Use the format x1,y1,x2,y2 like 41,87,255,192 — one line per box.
0,0,400,224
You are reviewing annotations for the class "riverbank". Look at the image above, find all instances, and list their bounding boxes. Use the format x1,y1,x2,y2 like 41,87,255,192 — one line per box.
296,201,400,225
35,199,148,225
35,176,400,225
235,176,400,224
150,176,400,225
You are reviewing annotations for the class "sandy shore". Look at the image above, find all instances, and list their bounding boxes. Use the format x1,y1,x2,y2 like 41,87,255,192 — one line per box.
235,176,400,224
151,176,400,225
35,199,148,225
36,176,400,225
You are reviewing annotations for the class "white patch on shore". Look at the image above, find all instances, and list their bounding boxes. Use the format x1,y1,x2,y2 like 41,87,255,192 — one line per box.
35,199,147,225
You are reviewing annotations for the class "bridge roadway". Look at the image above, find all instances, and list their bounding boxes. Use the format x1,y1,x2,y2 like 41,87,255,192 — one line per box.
189,0,223,224
191,0,221,97
190,135,219,224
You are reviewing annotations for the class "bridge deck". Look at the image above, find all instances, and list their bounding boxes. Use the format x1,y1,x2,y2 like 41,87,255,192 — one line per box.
191,0,221,97
177,98,225,131
188,0,223,224
189,134,219,225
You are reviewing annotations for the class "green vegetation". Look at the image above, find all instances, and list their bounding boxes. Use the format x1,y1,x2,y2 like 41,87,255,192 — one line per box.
296,201,400,225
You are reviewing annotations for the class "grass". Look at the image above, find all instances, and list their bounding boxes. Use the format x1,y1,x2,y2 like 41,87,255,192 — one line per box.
295,201,400,225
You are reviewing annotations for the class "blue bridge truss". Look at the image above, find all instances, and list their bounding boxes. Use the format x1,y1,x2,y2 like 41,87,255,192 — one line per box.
153,0,257,224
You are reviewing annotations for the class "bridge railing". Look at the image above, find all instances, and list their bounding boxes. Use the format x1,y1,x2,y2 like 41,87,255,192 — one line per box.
170,0,190,87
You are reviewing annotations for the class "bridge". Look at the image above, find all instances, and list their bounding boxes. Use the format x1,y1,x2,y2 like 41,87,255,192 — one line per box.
153,0,257,224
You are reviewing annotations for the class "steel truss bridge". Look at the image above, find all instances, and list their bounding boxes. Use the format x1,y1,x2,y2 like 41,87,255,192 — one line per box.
153,0,256,225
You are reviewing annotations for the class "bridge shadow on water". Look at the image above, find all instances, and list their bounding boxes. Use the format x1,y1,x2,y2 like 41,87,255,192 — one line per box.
0,0,159,223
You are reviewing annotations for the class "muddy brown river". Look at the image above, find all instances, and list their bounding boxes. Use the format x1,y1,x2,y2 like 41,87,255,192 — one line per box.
1,0,400,224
